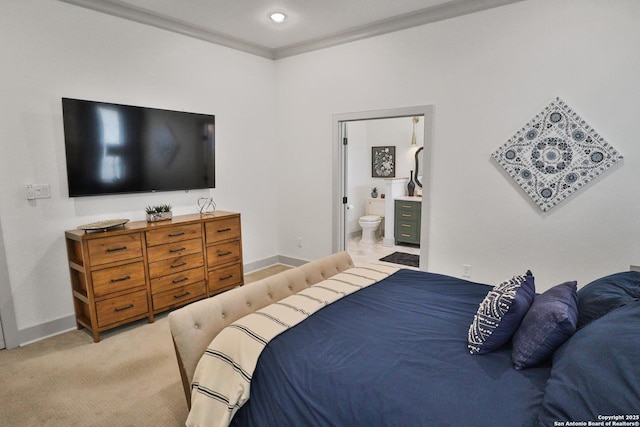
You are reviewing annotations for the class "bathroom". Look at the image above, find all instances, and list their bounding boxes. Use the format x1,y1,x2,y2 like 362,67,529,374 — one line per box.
345,116,424,264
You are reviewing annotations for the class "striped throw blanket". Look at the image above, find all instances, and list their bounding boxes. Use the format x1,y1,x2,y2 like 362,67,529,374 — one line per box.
186,264,399,427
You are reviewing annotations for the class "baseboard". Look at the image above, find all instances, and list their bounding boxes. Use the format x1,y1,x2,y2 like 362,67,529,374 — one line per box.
18,315,77,346
243,255,281,273
243,255,307,273
276,255,307,268
348,230,362,240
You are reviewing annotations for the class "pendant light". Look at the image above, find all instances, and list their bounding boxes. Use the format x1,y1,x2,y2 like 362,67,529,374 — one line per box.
411,116,419,146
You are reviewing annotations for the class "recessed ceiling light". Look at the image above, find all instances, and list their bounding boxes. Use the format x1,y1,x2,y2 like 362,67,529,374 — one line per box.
268,12,287,23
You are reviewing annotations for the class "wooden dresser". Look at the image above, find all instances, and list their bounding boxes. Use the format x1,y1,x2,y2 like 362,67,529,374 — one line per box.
65,212,243,342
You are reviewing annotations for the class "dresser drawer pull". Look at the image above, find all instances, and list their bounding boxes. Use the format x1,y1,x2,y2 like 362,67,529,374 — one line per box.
401,233,412,237
169,247,186,253
107,246,128,253
114,304,134,312
217,228,232,233
172,277,189,284
110,275,131,283
168,232,185,237
402,205,413,208
174,291,191,299
170,262,188,269
217,251,232,257
220,274,233,280
402,224,412,228
401,214,412,217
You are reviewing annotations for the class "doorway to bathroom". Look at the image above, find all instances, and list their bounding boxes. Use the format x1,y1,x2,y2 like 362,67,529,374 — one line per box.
332,105,433,270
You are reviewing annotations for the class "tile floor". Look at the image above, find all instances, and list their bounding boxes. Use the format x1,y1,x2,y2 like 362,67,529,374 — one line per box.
346,236,421,269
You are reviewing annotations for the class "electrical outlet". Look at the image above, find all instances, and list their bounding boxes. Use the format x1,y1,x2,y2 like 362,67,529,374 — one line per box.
25,184,51,200
35,184,51,199
462,264,472,279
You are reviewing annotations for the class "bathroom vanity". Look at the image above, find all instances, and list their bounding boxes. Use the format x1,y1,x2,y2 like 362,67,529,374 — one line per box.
394,197,421,245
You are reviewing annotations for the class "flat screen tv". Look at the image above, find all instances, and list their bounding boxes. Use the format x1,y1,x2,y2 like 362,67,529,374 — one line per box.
62,98,215,197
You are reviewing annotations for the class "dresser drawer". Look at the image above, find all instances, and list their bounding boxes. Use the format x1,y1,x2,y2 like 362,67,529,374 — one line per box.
396,201,421,212
152,281,206,312
148,252,204,279
96,289,149,327
150,266,205,294
146,223,202,247
91,261,146,298
396,200,421,220
208,263,243,293
146,238,203,262
88,233,143,266
205,217,241,244
207,240,241,268
396,222,420,241
396,209,420,221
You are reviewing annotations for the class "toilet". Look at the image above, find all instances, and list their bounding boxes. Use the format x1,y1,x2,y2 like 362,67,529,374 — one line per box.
359,198,385,244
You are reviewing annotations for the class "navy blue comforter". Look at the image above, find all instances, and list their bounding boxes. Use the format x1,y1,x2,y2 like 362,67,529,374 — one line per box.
230,269,551,427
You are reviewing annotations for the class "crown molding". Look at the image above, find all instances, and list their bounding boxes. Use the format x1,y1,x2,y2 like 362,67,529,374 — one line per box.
57,0,524,61
56,0,274,59
273,0,525,59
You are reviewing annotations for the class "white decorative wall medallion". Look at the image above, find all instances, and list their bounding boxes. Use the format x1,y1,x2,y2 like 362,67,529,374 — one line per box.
492,98,623,212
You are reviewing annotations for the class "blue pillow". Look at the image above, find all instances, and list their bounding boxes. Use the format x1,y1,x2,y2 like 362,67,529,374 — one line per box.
538,300,640,424
468,271,535,355
577,271,640,329
511,281,577,369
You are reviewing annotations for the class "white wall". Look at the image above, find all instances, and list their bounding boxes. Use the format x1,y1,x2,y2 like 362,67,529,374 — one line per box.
0,1,279,343
275,0,640,291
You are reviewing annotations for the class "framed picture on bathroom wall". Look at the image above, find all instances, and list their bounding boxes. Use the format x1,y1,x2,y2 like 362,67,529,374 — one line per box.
371,146,396,178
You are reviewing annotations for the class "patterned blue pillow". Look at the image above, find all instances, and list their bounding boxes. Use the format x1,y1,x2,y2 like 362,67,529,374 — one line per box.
511,281,578,369
468,271,535,355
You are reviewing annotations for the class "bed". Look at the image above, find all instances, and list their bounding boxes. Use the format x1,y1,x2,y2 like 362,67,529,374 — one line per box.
168,252,640,427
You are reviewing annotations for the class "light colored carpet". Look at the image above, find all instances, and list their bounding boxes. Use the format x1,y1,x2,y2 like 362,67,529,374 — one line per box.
0,265,291,426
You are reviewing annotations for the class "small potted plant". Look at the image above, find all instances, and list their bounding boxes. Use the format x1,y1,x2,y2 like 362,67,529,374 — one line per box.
371,187,378,198
145,204,173,222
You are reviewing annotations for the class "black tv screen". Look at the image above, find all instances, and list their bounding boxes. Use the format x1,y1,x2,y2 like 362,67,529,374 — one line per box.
62,98,215,197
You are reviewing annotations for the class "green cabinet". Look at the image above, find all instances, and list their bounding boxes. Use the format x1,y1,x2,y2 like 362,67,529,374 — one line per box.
394,199,421,246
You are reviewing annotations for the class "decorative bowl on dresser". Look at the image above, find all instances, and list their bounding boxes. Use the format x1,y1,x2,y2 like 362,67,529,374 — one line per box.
65,212,243,342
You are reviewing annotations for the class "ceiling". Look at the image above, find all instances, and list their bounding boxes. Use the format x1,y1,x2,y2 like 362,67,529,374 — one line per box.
58,0,524,59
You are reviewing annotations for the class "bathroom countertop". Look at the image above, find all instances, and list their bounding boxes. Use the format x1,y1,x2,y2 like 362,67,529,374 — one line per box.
395,196,422,202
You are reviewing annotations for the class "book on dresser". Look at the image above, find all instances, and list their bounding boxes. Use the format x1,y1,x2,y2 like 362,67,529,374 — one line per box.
65,212,243,342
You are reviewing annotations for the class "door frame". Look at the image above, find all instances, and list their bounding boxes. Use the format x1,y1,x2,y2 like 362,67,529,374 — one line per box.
332,105,434,270
0,216,18,348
